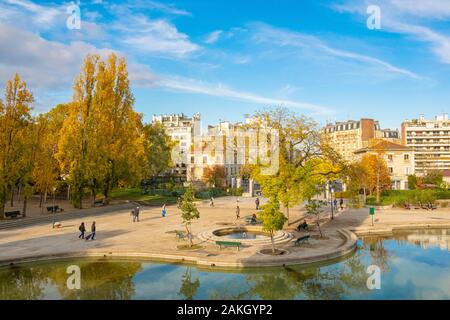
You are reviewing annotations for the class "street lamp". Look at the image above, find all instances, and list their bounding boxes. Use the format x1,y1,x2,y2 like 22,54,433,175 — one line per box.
331,187,335,220
52,187,56,228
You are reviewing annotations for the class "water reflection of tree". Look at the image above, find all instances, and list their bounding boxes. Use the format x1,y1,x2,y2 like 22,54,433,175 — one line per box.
49,261,142,300
178,267,200,300
254,254,370,300
0,266,49,299
363,237,391,272
207,251,377,300
0,260,142,300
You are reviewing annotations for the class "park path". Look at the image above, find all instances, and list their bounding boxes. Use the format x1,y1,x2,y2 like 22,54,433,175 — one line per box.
0,202,136,230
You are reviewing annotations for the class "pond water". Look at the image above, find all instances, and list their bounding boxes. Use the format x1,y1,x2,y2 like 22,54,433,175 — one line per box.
1,228,450,300
221,231,268,240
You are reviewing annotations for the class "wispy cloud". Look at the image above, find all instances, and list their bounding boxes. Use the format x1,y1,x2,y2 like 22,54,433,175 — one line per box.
251,23,423,80
333,0,450,65
150,76,334,115
204,30,223,44
106,0,191,16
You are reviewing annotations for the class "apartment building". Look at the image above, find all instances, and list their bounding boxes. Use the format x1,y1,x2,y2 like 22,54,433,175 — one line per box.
354,140,415,190
152,113,201,179
191,119,272,190
401,114,450,175
323,119,400,162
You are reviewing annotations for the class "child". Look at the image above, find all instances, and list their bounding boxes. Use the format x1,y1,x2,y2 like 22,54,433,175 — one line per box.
162,204,167,217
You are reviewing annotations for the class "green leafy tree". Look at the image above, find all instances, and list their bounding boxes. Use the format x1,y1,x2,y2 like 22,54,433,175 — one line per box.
423,170,444,187
407,174,418,190
177,187,200,247
305,199,327,237
143,122,174,179
258,198,287,254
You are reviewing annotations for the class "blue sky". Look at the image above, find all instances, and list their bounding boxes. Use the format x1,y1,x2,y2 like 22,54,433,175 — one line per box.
1,0,450,129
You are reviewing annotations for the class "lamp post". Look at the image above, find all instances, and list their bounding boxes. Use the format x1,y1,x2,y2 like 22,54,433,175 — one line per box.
52,187,56,228
331,187,335,220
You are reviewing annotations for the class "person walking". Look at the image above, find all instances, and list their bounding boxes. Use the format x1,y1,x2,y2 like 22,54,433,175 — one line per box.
86,221,96,240
236,205,240,220
255,197,260,210
162,204,166,217
78,222,86,239
340,198,344,211
210,197,214,207
333,198,338,211
131,207,136,222
135,206,140,222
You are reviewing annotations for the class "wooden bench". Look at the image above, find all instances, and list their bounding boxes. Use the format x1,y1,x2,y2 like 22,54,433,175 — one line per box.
94,199,104,206
294,235,310,246
216,240,242,251
46,205,63,213
5,211,21,219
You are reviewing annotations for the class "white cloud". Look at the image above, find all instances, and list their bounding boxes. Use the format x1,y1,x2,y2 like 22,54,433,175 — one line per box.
204,30,223,44
115,16,200,58
0,22,115,91
333,0,450,64
391,0,450,19
2,0,61,27
251,23,423,79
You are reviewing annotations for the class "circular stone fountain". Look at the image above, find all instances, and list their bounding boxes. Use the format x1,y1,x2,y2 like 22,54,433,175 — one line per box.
197,226,293,246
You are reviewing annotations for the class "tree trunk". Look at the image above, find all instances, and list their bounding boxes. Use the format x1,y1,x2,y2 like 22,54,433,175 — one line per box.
185,224,193,247
286,205,290,226
317,217,323,237
44,189,47,204
22,196,28,218
17,185,21,203
10,187,14,207
0,204,4,220
376,168,380,203
270,232,276,254
91,189,96,207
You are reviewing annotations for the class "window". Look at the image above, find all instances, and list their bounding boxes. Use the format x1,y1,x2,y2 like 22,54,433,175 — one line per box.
405,167,411,175
404,154,409,161
388,167,394,174
387,155,393,161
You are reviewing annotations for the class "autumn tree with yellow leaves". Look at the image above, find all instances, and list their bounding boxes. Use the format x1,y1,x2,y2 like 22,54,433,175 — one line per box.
57,54,145,208
0,74,34,217
251,107,346,225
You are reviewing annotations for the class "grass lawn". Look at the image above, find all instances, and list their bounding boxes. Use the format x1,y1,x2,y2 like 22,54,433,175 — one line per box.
110,188,178,206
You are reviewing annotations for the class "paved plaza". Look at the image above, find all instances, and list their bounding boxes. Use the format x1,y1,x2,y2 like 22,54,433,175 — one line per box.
1,196,450,268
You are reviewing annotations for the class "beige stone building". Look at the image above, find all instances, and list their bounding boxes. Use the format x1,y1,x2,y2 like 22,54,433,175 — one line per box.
323,119,399,162
401,114,450,176
152,113,201,180
354,140,415,190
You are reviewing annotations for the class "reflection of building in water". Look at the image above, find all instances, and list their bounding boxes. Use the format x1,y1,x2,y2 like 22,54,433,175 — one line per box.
398,229,450,251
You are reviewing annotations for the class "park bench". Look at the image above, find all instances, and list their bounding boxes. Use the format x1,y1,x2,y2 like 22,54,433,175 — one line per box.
46,205,63,213
175,230,187,241
216,240,242,251
5,211,21,219
94,199,104,206
293,235,310,246
245,216,261,225
296,223,309,232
